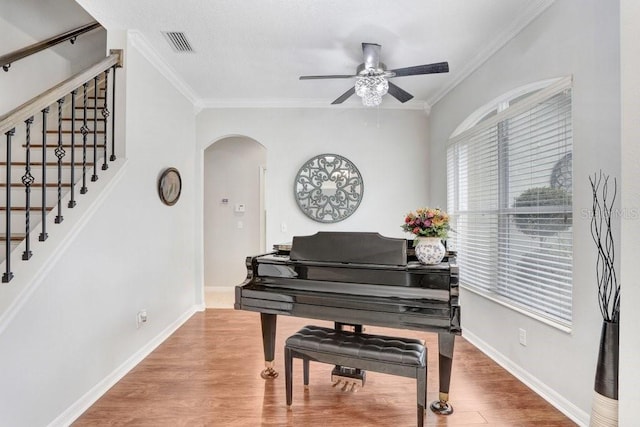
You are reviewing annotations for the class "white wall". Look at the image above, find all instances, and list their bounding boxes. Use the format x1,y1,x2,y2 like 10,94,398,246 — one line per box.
0,15,71,115
197,108,432,251
619,0,640,424
0,0,107,116
429,0,619,423
0,32,200,426
204,137,266,293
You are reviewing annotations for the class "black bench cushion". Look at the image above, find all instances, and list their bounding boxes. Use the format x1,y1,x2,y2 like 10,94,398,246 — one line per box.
286,325,425,367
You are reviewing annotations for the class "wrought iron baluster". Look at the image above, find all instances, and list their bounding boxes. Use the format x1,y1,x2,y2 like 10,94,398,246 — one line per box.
68,89,77,208
55,97,65,224
101,69,110,170
3,128,15,282
91,76,98,182
110,65,117,162
39,107,49,242
80,82,89,194
22,116,35,260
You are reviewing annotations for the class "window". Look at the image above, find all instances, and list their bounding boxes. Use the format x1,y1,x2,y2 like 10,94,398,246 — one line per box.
447,77,573,326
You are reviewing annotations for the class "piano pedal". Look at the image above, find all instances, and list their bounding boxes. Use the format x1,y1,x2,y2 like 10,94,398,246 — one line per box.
332,379,361,392
331,368,366,392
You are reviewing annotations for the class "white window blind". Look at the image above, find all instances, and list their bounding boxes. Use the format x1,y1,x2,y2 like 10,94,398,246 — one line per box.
447,77,573,325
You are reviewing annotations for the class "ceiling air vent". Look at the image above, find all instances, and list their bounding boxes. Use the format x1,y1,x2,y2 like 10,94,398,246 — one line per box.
163,31,194,53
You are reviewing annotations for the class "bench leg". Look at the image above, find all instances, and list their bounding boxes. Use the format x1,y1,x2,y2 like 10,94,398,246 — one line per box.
303,358,310,388
417,365,427,427
285,347,293,406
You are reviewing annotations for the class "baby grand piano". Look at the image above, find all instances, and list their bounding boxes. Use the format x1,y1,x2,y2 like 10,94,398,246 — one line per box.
234,231,461,415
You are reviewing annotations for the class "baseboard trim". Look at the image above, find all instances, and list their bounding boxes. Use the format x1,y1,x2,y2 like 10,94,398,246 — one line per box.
48,305,200,427
462,329,589,426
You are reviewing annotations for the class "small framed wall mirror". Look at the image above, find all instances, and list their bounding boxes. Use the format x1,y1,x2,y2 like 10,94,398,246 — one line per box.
293,153,363,223
158,167,182,206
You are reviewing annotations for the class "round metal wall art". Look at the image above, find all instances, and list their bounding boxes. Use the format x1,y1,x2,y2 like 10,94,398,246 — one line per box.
293,153,363,223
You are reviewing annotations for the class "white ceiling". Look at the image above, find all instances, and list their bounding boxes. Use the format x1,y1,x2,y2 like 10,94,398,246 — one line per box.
75,0,555,110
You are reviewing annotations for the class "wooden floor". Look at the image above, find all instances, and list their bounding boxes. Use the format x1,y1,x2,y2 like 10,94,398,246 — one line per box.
73,309,576,426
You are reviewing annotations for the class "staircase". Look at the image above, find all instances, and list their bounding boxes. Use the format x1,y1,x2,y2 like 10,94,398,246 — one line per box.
0,52,121,281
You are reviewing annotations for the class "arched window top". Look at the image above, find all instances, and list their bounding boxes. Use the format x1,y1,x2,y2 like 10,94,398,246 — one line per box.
450,77,565,139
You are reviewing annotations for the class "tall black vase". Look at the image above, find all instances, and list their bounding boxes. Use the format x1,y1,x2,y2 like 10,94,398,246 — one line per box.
590,320,619,426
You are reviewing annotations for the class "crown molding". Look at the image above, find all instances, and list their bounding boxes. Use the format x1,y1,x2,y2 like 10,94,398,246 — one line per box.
428,0,556,107
128,30,199,106
128,31,434,113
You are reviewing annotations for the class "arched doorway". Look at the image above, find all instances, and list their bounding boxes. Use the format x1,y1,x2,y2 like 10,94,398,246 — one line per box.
203,136,267,307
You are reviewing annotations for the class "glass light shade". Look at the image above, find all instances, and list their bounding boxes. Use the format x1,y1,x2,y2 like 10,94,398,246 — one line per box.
355,75,388,106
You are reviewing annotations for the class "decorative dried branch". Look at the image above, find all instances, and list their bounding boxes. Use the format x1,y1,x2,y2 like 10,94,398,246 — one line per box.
589,171,620,323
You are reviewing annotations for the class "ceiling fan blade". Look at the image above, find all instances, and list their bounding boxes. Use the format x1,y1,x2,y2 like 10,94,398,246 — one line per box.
362,43,381,70
390,61,449,77
331,87,356,104
387,81,414,103
299,74,355,80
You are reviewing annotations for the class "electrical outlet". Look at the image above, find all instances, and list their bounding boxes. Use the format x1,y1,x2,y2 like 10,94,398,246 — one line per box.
519,328,527,346
137,310,148,328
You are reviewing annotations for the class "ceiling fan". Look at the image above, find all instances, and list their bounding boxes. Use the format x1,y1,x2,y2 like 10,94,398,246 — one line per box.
299,42,449,106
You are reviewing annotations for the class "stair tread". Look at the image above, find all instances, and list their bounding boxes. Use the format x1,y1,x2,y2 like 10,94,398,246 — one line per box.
0,234,26,242
61,118,106,121
0,161,96,166
22,143,106,148
44,130,106,134
0,183,72,188
0,206,54,212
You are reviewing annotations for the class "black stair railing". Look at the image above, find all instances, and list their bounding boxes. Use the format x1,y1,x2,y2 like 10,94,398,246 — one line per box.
54,97,66,224
109,68,117,162
68,90,77,209
22,116,34,261
3,128,15,282
101,69,110,171
80,82,89,195
39,107,49,242
91,75,99,182
0,51,122,282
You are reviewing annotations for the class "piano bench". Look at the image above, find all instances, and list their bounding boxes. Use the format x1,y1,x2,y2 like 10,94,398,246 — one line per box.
284,325,427,427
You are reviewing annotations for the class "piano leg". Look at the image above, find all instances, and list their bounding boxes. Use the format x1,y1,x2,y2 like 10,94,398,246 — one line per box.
260,313,279,379
430,332,455,415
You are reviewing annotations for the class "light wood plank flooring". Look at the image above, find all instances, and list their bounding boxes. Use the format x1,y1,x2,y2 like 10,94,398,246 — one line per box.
73,309,577,426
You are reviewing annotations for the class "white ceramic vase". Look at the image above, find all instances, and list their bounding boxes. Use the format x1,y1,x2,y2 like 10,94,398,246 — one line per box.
414,237,446,265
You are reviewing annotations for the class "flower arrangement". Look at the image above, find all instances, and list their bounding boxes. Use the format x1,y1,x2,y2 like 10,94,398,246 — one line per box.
401,208,450,239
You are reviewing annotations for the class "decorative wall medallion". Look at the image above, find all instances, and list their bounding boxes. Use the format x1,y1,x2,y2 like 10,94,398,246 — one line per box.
550,152,572,192
158,167,182,206
293,153,363,223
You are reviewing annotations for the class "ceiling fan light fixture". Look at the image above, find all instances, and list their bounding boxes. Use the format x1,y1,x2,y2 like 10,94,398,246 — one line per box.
355,75,388,106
